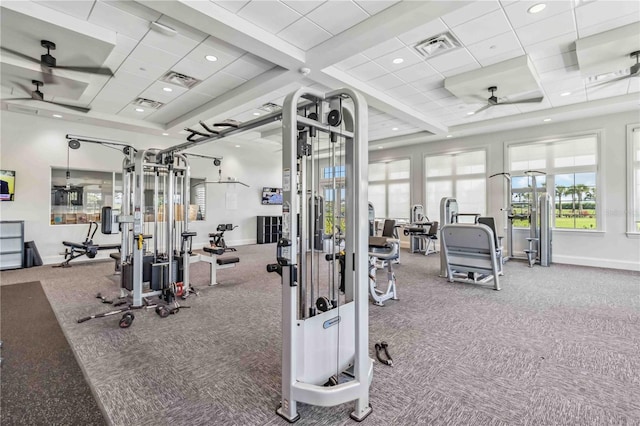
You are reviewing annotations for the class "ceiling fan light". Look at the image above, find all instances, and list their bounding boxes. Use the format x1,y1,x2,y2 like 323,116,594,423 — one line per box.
527,3,546,14
560,91,571,96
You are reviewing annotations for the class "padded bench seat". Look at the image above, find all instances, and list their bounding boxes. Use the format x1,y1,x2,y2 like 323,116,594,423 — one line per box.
217,257,239,265
203,246,225,255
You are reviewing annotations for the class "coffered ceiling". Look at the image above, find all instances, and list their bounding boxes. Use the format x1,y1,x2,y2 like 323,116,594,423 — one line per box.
1,0,639,152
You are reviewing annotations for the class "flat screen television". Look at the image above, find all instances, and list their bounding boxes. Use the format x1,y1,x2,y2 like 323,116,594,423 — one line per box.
262,187,283,205
0,170,15,201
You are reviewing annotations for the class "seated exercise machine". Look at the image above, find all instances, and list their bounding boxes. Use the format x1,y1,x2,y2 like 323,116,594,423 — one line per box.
368,236,399,306
201,246,240,285
55,221,121,268
209,223,237,252
404,221,438,255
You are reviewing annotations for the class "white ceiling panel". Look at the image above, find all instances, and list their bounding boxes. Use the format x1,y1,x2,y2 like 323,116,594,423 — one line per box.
140,30,200,58
212,1,250,14
450,9,512,47
222,54,274,80
547,90,587,108
90,98,126,114
538,65,581,84
355,1,399,16
427,48,478,74
575,0,640,32
146,92,212,124
103,0,162,22
155,14,208,42
348,61,389,81
195,72,247,98
586,78,631,101
386,83,421,98
503,0,573,29
361,38,405,60
515,10,576,47
277,17,332,50
373,47,424,72
306,1,369,35
436,95,465,107
35,1,95,20
139,81,188,104
397,18,448,46
467,30,523,62
237,1,301,34
334,54,370,71
533,51,578,75
118,103,156,119
525,32,578,61
477,49,525,67
424,87,455,100
579,14,640,39
88,1,151,40
401,91,430,106
368,73,405,91
124,44,181,76
113,33,138,56
282,0,325,15
409,76,444,93
172,37,245,81
441,0,500,28
440,62,481,78
393,62,439,83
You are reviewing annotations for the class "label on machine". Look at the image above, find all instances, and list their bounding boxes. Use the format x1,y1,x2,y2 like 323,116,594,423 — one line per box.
283,168,291,191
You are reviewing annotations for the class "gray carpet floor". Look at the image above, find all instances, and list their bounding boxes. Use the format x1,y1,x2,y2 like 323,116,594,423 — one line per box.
0,244,638,425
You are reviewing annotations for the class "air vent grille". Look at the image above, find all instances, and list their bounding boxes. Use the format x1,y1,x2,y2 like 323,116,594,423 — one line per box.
259,102,281,113
132,98,164,109
160,71,201,89
414,32,461,59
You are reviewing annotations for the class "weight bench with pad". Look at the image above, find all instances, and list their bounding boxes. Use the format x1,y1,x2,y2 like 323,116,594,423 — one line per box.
56,241,121,268
202,246,240,285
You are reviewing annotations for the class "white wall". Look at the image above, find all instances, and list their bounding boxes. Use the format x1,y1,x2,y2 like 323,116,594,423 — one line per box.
0,111,282,264
370,110,640,271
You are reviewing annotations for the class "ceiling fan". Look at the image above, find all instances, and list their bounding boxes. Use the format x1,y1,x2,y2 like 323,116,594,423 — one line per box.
589,50,640,87
1,40,114,83
472,86,544,115
1,80,91,113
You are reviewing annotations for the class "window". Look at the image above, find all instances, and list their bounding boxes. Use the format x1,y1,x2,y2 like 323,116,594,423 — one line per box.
322,165,345,179
424,150,486,221
628,125,640,233
368,158,410,219
508,134,599,230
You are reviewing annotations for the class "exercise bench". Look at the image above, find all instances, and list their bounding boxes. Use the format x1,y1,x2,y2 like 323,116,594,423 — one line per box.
201,246,240,285
55,222,121,268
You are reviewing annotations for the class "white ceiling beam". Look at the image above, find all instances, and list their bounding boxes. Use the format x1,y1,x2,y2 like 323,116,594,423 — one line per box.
135,0,306,70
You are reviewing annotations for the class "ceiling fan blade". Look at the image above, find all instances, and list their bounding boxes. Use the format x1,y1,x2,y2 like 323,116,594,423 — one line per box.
54,65,114,76
42,99,91,113
473,104,493,115
500,97,544,105
0,97,34,102
0,47,40,65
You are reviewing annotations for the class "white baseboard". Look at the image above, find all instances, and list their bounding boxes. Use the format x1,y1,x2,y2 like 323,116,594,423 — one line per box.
553,255,640,271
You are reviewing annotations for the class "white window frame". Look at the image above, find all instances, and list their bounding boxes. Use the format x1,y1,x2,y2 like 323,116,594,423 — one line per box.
506,131,602,232
423,148,487,221
368,157,411,220
627,124,640,237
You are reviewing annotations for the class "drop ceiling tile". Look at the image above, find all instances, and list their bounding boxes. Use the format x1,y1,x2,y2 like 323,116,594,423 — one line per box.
118,103,156,119
586,79,631,100
628,77,639,94
199,36,246,59
90,98,126,114
478,49,525,67
146,93,212,124
513,98,551,112
441,0,500,28
105,69,154,91
173,38,244,81
306,1,369,35
524,32,578,61
102,50,128,73
401,91,430,106
222,54,274,80
409,76,444,93
368,73,405,91
212,1,250,14
140,31,200,58
393,62,439,83
515,10,576,47
335,54,370,70
436,95,465,107
532,51,578,74
156,15,208,42
195,72,247,98
503,0,573,29
467,30,524,62
113,33,138,55
237,1,301,34
578,14,640,38
277,17,332,50
89,1,151,40
354,1,399,16
139,81,189,104
348,61,389,81
386,84,420,98
440,62,481,78
426,48,478,73
547,90,587,107
397,18,448,45
361,38,405,59
450,9,513,47
103,0,162,22
538,65,581,83
374,47,424,72
35,0,96,20
424,87,455,100
576,0,640,31
282,0,325,15
543,77,585,95
126,44,181,74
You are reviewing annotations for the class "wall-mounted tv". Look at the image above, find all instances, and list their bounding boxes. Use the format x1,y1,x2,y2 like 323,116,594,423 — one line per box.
0,170,15,201
262,187,282,205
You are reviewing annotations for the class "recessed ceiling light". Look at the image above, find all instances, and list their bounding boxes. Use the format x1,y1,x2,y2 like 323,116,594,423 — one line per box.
378,146,383,149
527,3,546,14
135,108,145,112
163,87,173,92
205,55,218,62
253,112,261,116
446,134,453,138
392,58,404,64
162,132,169,136
392,127,399,131
467,111,475,115
235,145,241,148
543,118,552,122
560,91,571,96
52,114,62,118
489,45,497,50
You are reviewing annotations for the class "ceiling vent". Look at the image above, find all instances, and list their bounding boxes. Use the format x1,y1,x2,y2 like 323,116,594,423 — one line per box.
160,71,201,89
414,32,461,59
132,98,164,109
258,102,281,113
